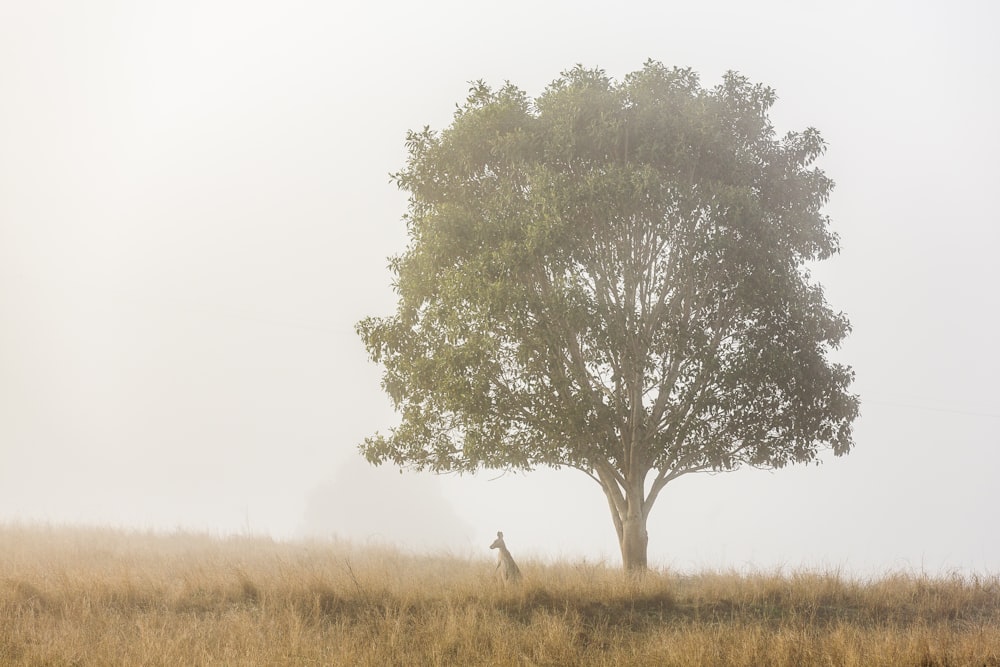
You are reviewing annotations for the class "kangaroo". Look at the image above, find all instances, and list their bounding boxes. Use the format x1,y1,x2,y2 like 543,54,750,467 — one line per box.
489,531,522,584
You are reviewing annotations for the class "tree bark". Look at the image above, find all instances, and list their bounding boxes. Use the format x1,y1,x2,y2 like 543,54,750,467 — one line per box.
598,468,650,571
620,513,649,571
619,475,649,571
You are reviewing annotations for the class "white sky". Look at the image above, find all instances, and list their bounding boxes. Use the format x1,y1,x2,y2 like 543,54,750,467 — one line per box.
1,0,998,575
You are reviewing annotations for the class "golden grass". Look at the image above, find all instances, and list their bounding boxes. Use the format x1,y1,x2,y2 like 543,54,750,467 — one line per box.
1,524,998,666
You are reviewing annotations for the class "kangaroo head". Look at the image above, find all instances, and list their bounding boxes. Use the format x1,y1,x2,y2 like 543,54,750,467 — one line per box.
490,531,505,550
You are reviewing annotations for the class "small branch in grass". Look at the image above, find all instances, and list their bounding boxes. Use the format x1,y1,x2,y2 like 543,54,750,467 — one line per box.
344,558,365,596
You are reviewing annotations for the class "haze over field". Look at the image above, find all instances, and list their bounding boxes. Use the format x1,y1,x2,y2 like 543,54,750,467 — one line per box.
1,1,998,574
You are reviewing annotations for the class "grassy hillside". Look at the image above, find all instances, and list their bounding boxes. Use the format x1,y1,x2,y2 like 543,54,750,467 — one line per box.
1,524,997,665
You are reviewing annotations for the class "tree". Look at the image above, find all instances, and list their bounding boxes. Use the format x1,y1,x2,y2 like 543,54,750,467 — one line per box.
357,61,859,570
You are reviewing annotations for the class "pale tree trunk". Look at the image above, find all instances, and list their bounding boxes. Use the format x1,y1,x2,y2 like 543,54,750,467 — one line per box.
600,471,650,571
620,514,648,571
620,481,649,571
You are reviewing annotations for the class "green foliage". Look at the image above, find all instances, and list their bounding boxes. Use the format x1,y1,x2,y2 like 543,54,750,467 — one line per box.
358,61,858,562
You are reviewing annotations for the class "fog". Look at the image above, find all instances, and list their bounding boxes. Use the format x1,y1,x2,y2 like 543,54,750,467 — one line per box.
1,1,998,575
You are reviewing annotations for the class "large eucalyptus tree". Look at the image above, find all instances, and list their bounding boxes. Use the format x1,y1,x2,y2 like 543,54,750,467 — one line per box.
357,61,858,570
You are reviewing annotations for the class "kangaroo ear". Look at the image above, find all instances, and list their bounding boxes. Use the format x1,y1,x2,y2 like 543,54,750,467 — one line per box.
497,531,503,538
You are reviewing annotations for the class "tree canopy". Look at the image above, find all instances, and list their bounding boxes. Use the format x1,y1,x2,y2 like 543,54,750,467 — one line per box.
357,61,859,569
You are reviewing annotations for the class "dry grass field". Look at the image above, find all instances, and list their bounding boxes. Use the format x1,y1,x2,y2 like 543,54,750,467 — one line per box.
1,524,998,666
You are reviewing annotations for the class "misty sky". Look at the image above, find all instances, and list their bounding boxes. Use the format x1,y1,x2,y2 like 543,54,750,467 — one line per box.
1,1,998,575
